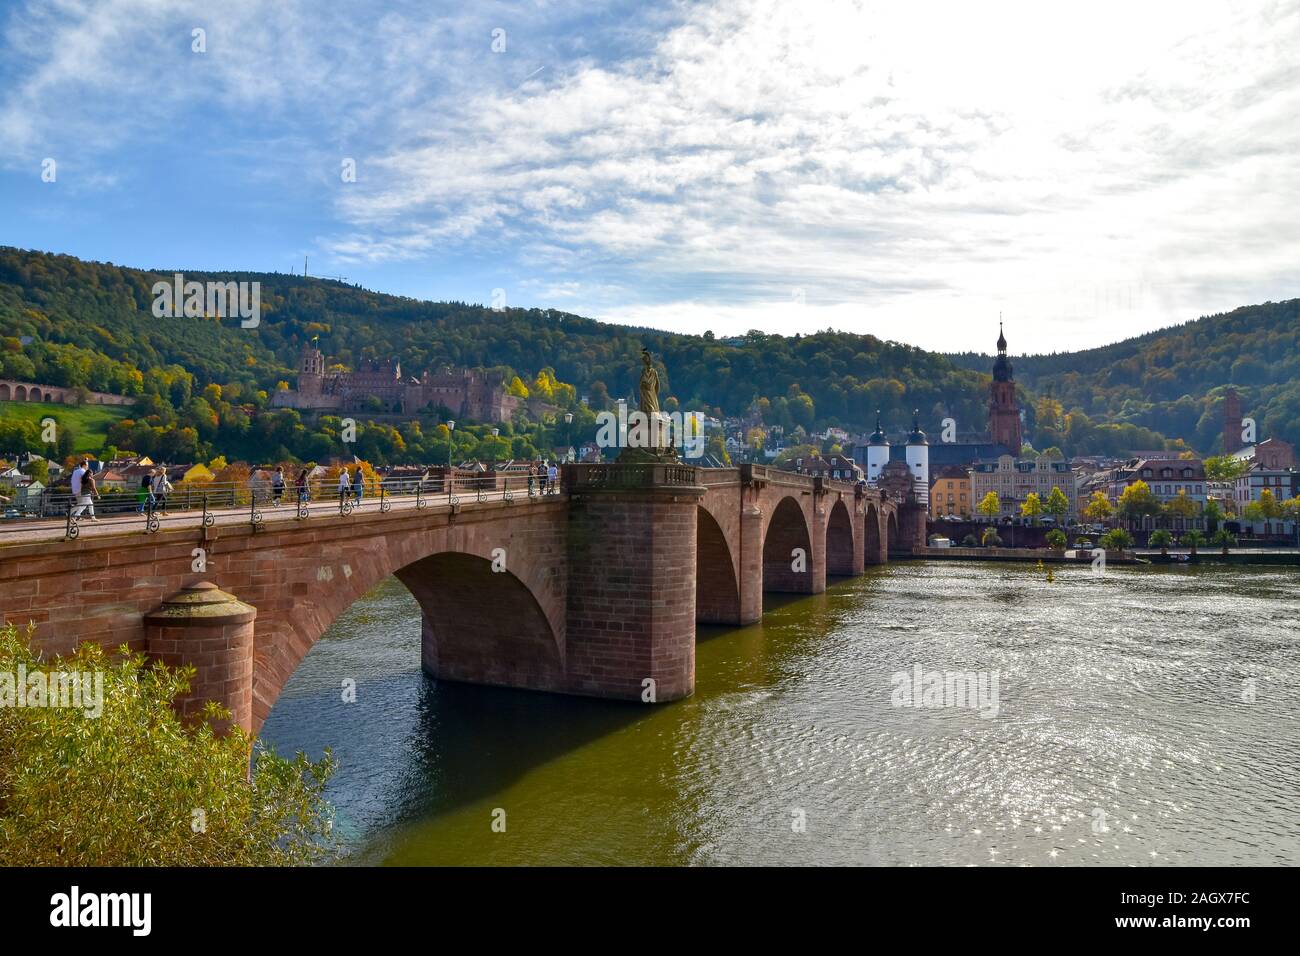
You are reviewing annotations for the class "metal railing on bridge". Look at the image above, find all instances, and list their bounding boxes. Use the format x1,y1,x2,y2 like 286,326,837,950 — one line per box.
0,471,566,541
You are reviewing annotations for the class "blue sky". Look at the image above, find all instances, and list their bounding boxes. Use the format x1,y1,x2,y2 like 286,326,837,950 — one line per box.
2,0,1298,354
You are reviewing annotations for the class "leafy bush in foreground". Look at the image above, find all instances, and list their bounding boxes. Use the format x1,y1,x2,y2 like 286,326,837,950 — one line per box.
0,624,335,866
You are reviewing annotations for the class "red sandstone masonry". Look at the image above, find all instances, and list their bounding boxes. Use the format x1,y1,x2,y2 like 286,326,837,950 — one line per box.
0,468,901,730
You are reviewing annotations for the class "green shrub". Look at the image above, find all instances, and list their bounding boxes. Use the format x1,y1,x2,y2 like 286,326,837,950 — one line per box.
1211,529,1237,552
1044,529,1067,549
0,624,336,866
1099,528,1134,550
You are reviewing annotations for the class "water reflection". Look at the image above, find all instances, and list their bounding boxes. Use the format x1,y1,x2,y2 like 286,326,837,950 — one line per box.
260,564,1300,866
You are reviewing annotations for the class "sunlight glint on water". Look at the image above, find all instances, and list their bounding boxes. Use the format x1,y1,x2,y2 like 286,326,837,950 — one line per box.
259,563,1300,865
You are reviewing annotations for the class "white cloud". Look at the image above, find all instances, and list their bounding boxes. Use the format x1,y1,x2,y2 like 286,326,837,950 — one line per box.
3,0,1298,354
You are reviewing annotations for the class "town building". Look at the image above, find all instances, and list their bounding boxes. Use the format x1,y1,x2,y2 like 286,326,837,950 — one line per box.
1231,436,1296,471
969,454,1074,519
1232,466,1296,509
929,465,972,519
1075,466,1114,517
1108,457,1207,532
1232,466,1298,538
778,454,863,482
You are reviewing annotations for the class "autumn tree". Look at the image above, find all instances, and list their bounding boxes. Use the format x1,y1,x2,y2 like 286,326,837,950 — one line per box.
1081,491,1112,524
1044,486,1071,523
976,491,1001,521
1118,480,1160,524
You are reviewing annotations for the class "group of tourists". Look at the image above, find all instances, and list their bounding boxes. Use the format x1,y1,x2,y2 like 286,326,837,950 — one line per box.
59,459,561,525
69,457,99,521
65,458,173,523
527,461,560,495
336,466,366,504
133,467,174,515
267,466,313,506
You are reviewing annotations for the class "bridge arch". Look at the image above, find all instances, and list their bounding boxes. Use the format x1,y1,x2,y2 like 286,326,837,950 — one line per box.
762,495,813,593
825,498,856,576
248,511,567,732
28,387,41,402
886,511,900,554
0,383,8,400
865,503,883,564
13,385,26,401
396,552,562,692
696,505,741,623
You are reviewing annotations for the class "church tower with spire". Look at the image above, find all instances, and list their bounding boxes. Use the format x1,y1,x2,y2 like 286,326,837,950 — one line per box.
988,321,1022,453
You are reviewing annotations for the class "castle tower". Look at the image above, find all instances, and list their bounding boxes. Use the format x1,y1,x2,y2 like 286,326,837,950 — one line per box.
865,411,890,484
1223,388,1243,454
905,410,929,505
298,343,325,398
988,321,1022,453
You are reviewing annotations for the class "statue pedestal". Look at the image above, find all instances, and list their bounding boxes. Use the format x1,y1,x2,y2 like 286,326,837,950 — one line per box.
616,444,678,463
562,462,703,702
619,410,676,461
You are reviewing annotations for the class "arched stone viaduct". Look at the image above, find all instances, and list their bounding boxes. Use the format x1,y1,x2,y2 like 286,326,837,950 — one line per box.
0,463,925,734
0,379,134,405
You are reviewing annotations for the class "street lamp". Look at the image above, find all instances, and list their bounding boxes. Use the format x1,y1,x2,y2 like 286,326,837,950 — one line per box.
446,420,455,492
564,412,573,460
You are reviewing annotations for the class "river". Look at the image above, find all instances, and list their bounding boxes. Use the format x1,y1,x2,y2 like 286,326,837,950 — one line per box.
258,561,1300,866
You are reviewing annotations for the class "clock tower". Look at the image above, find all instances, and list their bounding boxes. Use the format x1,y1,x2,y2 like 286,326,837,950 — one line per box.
988,322,1022,453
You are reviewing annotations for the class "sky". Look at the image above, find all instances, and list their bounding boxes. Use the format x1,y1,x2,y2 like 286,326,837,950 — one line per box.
1,0,1298,356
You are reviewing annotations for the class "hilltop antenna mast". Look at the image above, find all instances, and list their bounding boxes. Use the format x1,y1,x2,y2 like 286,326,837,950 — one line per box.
304,255,308,278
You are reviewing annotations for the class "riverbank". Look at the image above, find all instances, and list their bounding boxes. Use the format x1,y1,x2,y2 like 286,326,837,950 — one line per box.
906,545,1141,564
909,545,1300,565
1139,549,1300,565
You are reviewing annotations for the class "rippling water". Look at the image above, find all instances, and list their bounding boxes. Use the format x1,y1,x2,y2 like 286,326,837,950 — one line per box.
259,562,1300,865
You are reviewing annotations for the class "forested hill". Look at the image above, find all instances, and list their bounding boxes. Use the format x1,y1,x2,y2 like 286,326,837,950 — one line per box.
0,245,989,433
4,244,1290,460
947,299,1300,453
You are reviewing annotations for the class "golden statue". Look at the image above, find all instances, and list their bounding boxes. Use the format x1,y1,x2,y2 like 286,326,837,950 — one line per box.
619,348,676,462
638,348,660,417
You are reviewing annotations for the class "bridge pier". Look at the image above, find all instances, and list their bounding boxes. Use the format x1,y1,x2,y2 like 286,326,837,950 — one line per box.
897,502,929,555
144,582,256,735
737,504,764,624
809,489,828,593
564,464,704,702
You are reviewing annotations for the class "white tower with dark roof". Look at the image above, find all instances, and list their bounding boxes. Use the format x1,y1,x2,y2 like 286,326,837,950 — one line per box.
905,410,929,504
866,411,890,484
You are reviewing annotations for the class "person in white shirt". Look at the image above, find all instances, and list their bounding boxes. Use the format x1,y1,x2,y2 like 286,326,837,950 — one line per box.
70,457,99,520
150,467,172,515
337,468,351,505
547,462,559,494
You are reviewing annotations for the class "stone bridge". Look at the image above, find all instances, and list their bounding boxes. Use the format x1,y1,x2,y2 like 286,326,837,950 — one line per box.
0,464,924,734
